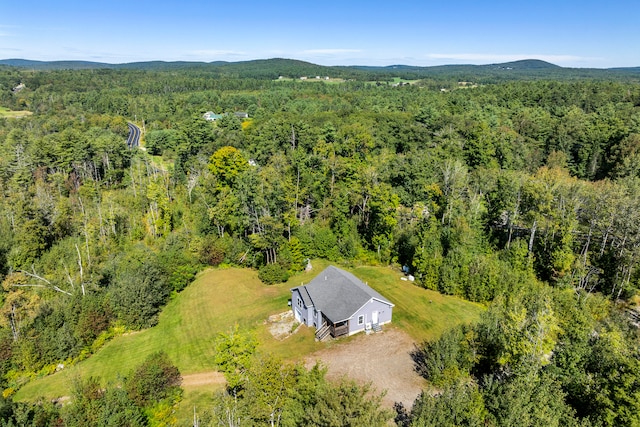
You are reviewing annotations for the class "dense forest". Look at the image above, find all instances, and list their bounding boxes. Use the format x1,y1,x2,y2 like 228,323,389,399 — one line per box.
0,61,640,425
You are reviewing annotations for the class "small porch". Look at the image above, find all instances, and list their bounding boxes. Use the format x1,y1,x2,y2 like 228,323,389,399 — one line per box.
315,316,349,341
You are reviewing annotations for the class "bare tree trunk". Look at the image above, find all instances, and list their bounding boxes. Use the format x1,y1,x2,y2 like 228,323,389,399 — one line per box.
507,190,522,250
19,268,72,296
528,220,537,253
76,243,85,296
77,196,92,267
9,305,18,341
294,167,300,230
97,200,106,242
582,222,593,267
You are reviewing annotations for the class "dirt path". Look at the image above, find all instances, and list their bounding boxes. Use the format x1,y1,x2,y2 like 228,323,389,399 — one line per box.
304,327,425,408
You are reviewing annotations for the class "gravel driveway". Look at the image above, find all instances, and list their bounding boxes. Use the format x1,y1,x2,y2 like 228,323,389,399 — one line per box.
304,327,426,408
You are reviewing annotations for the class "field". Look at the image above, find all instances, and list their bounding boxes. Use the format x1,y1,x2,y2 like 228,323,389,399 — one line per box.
365,77,421,86
15,261,484,418
274,76,346,84
0,107,32,118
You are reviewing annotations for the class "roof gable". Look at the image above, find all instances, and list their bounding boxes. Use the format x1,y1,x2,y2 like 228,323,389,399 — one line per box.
302,266,393,323
291,285,313,307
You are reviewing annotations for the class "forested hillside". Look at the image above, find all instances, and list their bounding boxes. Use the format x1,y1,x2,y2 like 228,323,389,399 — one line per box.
1,64,640,425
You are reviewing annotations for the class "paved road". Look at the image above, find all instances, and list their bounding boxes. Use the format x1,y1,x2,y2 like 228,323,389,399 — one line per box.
126,122,141,148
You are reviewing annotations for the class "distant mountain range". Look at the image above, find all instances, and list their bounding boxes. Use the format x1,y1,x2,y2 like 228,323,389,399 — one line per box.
1,58,639,81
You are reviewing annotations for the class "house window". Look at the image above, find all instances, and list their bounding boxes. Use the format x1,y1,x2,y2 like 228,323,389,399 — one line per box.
358,315,364,325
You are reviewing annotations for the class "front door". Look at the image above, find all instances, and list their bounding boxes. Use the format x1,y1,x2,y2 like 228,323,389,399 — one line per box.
372,311,379,324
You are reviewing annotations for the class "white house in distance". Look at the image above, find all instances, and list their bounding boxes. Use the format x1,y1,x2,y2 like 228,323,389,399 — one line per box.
203,111,223,121
203,111,249,121
290,266,394,340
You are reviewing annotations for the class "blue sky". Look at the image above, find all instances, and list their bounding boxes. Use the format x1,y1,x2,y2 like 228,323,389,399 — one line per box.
1,0,638,68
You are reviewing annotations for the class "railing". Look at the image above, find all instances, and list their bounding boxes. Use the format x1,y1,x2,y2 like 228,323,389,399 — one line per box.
332,323,349,337
315,324,331,341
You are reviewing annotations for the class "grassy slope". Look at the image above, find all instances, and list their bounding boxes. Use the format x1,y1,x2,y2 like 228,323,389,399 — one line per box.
351,265,483,341
15,261,484,406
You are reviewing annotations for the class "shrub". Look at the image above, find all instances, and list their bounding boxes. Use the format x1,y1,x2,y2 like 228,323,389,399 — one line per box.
258,263,290,285
199,236,226,266
125,351,182,408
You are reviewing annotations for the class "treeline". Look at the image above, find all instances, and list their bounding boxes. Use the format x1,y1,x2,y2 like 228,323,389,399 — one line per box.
405,283,639,426
0,351,182,426
1,67,640,425
4,58,640,83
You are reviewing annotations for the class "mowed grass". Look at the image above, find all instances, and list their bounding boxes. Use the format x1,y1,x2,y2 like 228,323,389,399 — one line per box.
15,266,322,401
351,265,484,342
0,106,32,118
15,261,483,404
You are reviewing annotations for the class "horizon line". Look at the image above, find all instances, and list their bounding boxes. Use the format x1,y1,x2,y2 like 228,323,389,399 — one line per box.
1,57,639,70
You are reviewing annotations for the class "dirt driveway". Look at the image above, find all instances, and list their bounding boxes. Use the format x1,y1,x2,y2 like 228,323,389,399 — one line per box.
304,327,425,408
182,322,425,410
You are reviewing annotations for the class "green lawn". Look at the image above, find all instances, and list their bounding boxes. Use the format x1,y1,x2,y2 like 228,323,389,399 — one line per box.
0,107,32,118
351,265,484,341
15,261,484,414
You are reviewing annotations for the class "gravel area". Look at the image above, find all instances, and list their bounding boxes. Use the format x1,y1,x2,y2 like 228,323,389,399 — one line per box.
186,313,425,410
304,327,426,408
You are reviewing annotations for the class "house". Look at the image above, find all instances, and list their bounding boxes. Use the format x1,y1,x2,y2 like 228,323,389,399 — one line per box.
203,111,223,121
290,266,394,340
204,111,249,121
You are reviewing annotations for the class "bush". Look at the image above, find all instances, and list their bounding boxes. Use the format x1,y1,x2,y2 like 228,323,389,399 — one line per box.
168,263,199,292
125,351,182,408
258,263,290,285
199,236,226,266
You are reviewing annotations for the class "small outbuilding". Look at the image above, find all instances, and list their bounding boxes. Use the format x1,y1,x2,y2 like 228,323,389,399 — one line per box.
290,266,394,340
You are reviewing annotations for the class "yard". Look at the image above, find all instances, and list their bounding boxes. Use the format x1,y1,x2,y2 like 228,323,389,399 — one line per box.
14,261,483,418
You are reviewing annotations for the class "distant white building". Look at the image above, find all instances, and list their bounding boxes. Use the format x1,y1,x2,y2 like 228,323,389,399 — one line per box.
204,111,249,121
203,111,223,121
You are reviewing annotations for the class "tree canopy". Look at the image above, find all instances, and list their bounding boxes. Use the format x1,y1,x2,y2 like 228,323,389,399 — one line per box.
1,64,640,425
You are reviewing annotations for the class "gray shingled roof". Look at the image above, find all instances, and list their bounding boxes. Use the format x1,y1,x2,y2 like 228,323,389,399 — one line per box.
298,285,313,307
301,266,393,323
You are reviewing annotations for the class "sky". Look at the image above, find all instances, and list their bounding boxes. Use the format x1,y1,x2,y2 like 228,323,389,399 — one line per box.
1,0,639,68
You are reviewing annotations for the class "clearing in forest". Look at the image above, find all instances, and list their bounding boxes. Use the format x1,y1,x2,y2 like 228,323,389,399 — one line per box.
15,261,483,413
0,107,32,118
